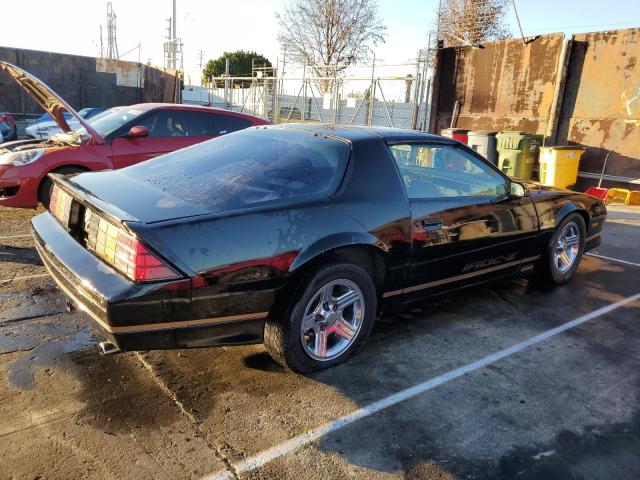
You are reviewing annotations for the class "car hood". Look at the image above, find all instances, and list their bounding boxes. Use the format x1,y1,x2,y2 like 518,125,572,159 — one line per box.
514,177,572,194
0,61,104,144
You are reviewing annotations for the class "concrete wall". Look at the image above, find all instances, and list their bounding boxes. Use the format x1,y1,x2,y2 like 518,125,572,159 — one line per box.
0,47,180,116
430,28,640,187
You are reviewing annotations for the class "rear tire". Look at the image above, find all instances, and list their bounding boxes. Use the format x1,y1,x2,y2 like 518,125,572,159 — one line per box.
264,262,377,373
38,167,85,208
536,213,586,285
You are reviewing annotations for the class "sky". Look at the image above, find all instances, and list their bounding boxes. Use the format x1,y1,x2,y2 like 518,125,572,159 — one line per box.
1,0,639,88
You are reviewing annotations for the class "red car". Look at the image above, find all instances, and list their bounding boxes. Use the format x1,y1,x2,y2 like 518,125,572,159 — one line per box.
0,61,268,208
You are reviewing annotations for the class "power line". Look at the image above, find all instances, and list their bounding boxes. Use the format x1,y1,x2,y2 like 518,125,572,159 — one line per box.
511,0,526,44
523,20,640,33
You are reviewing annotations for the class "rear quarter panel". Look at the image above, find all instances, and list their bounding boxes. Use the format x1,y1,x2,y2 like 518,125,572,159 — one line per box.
527,185,606,248
130,135,412,320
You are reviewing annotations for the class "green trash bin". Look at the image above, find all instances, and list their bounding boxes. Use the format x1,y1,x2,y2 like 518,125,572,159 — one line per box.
496,131,543,179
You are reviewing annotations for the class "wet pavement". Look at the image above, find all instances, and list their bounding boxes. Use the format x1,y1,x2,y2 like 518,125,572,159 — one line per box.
1,205,639,480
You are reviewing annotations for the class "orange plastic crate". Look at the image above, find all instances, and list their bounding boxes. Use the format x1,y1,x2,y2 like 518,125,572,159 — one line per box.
627,191,640,205
605,188,631,204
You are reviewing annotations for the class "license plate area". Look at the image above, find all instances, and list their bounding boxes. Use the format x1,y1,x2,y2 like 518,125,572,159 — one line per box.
50,186,84,235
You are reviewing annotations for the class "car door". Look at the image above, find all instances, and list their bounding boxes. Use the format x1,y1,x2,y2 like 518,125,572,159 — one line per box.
110,110,212,169
388,142,540,299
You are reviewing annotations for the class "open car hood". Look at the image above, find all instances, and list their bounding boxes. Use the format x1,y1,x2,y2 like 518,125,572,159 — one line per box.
0,61,104,144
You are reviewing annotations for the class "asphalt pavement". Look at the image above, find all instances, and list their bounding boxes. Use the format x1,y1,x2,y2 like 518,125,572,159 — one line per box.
0,204,639,480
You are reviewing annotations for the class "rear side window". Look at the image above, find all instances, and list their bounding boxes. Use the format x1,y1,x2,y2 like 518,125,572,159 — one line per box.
125,129,349,212
213,114,253,135
138,110,212,137
390,144,507,199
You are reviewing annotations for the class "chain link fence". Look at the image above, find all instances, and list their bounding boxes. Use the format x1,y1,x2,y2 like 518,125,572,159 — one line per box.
183,61,431,130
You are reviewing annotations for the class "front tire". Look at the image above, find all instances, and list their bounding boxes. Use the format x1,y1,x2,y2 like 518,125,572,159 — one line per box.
537,213,586,284
264,262,377,373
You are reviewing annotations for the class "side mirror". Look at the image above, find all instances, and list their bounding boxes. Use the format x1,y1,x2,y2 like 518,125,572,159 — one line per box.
126,126,149,138
510,182,526,198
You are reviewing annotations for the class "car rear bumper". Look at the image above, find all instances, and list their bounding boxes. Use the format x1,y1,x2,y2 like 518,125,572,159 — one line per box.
31,211,266,350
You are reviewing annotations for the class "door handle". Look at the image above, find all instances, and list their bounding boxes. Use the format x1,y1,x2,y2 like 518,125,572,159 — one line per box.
419,218,443,231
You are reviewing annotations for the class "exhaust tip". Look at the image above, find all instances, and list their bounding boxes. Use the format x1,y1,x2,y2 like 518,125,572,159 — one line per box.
98,341,121,356
65,299,76,313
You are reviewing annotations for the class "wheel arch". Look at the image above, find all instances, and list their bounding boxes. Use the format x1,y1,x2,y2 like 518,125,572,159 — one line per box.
270,236,389,321
555,201,590,232
37,164,91,202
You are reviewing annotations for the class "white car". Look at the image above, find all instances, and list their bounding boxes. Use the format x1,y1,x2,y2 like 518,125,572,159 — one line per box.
25,107,106,139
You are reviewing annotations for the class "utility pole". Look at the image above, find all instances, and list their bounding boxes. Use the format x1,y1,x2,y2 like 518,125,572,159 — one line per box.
163,0,182,71
198,50,205,69
106,2,119,60
172,0,177,40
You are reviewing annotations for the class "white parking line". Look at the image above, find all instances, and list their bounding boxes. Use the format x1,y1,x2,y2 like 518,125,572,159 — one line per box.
0,234,32,240
586,252,640,268
203,291,640,480
0,273,50,285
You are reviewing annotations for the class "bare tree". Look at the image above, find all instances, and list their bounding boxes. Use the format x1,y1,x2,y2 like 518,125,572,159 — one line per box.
436,0,512,48
277,0,386,92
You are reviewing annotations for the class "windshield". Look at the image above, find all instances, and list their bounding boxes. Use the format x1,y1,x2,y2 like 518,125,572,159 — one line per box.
75,106,145,139
123,128,350,213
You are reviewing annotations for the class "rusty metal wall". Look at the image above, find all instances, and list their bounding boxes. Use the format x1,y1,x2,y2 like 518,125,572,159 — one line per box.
431,28,640,187
558,28,640,182
0,47,180,115
432,34,564,135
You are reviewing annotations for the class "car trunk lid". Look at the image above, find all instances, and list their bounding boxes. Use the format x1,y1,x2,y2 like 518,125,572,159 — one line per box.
52,171,209,225
0,61,105,144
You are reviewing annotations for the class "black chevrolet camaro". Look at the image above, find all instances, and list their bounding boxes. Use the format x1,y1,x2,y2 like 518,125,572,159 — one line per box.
32,124,606,372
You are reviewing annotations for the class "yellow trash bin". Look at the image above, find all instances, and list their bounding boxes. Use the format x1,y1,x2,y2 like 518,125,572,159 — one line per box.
539,146,586,189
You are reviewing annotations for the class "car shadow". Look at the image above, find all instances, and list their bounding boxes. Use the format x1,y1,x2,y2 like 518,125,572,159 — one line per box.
302,262,640,478
3,257,639,479
0,244,42,267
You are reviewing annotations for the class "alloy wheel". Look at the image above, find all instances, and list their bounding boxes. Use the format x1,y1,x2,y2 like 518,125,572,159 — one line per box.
553,221,580,274
299,279,365,361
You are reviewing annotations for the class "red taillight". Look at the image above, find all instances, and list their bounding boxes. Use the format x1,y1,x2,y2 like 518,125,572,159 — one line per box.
110,228,178,282
86,210,179,282
131,242,179,281
49,184,59,213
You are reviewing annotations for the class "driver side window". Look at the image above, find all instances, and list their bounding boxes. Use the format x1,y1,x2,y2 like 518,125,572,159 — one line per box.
389,144,508,199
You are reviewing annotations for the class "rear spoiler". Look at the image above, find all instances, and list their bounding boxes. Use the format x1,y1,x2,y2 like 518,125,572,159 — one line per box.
49,173,140,226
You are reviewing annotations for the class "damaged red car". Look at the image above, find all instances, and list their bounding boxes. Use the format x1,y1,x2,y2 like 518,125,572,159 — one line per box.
0,61,268,208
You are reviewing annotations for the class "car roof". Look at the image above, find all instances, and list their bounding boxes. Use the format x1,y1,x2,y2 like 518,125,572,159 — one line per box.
270,123,456,144
127,103,265,120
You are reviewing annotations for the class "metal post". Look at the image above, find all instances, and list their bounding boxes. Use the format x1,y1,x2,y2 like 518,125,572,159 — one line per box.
421,77,431,131
333,76,340,125
411,52,422,129
224,57,230,108
302,65,307,122
367,52,376,126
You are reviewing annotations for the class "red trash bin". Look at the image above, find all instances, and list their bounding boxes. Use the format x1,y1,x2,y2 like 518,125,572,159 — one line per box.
441,128,469,144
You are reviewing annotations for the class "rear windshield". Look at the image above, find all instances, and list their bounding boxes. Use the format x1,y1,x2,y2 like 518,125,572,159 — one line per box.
123,128,350,213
